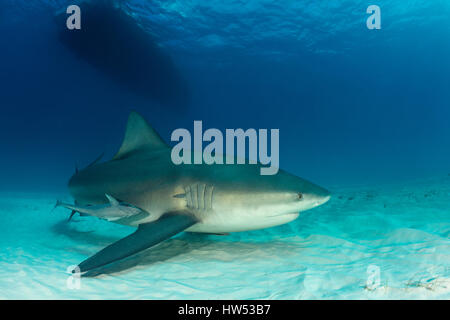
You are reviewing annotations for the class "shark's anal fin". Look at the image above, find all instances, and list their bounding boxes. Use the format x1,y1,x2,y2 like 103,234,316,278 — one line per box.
75,212,197,273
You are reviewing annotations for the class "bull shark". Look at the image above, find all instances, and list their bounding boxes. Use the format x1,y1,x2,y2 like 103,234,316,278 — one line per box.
66,112,330,274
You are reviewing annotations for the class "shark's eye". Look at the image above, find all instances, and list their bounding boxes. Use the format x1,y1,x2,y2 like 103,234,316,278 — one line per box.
298,193,304,200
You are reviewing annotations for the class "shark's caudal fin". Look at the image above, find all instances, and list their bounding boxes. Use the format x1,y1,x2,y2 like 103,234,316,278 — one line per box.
75,212,197,274
112,111,169,160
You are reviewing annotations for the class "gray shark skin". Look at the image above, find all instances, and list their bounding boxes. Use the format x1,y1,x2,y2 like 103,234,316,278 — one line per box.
68,112,330,273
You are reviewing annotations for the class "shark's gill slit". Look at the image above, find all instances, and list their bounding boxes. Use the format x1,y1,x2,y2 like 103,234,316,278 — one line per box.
192,184,198,209
210,185,215,210
198,184,206,210
204,185,208,210
185,186,192,208
205,185,213,210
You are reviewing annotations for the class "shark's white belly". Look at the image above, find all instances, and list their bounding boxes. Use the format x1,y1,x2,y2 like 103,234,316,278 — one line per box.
165,183,302,233
185,211,299,233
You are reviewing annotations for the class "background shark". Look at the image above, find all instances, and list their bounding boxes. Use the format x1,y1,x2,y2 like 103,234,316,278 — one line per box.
68,112,330,274
54,0,189,107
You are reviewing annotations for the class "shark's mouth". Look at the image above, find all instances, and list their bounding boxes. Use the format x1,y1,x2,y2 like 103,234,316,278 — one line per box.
266,212,299,218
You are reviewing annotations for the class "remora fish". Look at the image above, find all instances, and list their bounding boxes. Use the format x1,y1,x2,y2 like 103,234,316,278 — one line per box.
56,194,146,222
68,112,330,273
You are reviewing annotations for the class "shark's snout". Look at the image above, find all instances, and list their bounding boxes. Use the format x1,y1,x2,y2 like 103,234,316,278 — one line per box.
315,186,331,205
299,182,331,211
314,192,331,207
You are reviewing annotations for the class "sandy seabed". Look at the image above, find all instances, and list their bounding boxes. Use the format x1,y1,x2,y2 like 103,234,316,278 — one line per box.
0,177,449,299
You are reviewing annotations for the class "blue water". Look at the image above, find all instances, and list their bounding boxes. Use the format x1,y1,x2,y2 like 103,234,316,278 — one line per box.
0,0,449,299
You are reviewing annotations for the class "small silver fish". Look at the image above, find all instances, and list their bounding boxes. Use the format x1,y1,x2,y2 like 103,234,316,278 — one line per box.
56,194,145,222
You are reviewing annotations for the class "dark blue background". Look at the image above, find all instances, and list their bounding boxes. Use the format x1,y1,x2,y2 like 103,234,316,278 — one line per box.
1,1,449,192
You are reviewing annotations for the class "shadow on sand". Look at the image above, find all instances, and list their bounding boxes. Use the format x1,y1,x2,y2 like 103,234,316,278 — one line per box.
50,219,301,278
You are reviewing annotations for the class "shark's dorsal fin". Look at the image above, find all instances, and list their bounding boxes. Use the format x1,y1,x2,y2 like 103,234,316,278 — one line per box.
113,111,168,160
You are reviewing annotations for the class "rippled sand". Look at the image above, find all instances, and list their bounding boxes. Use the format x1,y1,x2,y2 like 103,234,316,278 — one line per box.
0,177,449,299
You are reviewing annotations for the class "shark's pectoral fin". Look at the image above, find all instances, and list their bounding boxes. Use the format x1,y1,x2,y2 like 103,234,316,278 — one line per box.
75,212,197,273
